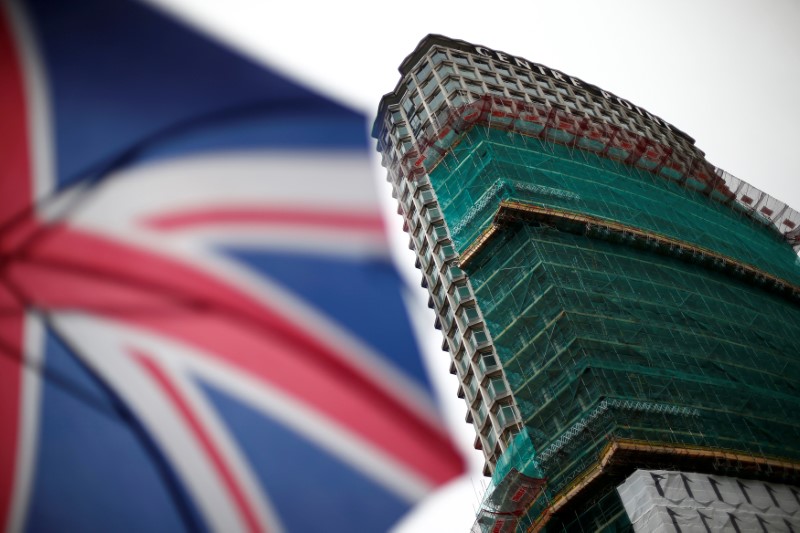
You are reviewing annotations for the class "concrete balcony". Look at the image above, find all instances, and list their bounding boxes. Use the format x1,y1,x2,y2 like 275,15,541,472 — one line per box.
474,401,489,429
416,187,437,207
476,353,499,380
423,206,442,226
485,378,509,404
495,404,518,430
454,352,470,377
429,223,449,243
444,265,465,286
436,243,457,264
464,377,479,402
450,284,474,309
456,305,481,331
466,327,490,354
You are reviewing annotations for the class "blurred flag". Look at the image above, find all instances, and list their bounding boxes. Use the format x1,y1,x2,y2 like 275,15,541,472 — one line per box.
0,0,464,531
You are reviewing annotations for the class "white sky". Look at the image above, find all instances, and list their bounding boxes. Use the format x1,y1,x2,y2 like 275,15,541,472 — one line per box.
148,1,800,531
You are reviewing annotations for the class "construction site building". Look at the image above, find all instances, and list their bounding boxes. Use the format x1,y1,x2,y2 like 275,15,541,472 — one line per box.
373,35,800,532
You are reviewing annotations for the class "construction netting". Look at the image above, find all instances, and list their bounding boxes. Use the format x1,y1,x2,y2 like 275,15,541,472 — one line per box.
427,127,800,288
375,81,800,529
401,96,800,253
471,430,546,533
427,125,800,530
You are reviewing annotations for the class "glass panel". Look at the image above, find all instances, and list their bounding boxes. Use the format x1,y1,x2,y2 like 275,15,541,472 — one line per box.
430,49,448,65
486,378,508,402
431,224,448,242
415,61,432,81
437,244,456,263
443,76,462,94
428,91,446,114
467,328,489,352
456,284,472,300
464,306,480,322
445,266,465,284
401,97,413,115
419,188,436,205
472,328,489,346
433,283,446,307
496,404,517,429
459,67,478,80
485,429,497,453
465,375,478,401
424,207,442,225
476,402,489,427
455,353,469,376
421,77,437,98
478,353,497,376
451,53,469,66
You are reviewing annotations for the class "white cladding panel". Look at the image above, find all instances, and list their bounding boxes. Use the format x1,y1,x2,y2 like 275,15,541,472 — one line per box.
618,469,800,532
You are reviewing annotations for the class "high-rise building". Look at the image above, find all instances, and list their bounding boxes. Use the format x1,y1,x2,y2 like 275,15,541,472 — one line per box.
373,35,800,532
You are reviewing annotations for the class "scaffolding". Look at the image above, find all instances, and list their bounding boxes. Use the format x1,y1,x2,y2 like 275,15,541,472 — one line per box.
396,95,800,254
419,98,800,531
472,429,545,533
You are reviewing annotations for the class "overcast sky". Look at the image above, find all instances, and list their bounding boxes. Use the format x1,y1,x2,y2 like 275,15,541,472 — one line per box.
148,1,800,530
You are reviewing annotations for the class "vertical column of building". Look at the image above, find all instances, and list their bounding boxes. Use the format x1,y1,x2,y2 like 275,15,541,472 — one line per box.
374,45,524,475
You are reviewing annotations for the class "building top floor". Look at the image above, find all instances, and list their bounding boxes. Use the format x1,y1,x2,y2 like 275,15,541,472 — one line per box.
372,34,800,254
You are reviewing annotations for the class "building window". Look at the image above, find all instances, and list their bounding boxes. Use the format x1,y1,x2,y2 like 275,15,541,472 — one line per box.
415,61,432,82
421,78,438,98
495,65,511,77
430,49,448,65
458,67,478,80
451,53,470,66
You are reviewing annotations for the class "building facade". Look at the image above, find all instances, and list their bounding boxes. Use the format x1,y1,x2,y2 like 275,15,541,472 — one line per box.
373,35,800,532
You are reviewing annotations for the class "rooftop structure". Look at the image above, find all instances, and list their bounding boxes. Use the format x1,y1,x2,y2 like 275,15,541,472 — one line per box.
373,35,800,531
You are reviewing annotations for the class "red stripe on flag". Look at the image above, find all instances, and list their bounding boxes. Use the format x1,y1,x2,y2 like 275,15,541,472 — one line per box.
11,227,465,484
0,315,24,532
135,352,265,533
0,4,33,529
0,4,33,228
124,312,464,486
145,208,386,234
7,261,188,311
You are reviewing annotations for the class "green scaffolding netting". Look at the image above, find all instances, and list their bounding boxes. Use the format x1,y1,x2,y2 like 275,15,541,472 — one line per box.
432,127,800,531
428,128,800,286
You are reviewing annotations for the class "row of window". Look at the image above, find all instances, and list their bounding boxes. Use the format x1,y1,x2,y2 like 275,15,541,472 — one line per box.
395,171,522,468
422,47,683,147
377,44,698,176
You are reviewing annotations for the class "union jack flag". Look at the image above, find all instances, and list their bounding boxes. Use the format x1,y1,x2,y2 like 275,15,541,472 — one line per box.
0,0,464,531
